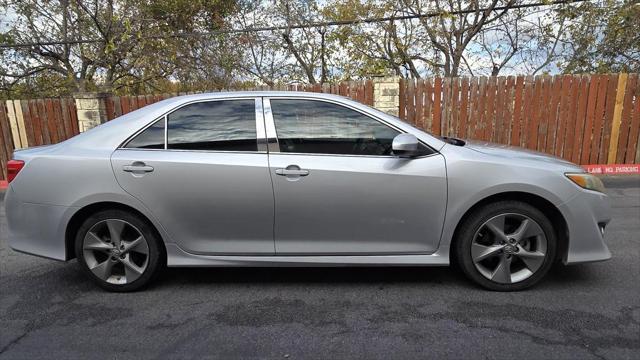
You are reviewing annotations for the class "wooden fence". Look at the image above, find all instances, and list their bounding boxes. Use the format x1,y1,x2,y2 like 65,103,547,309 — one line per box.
1,75,638,181
0,102,13,181
399,73,640,165
0,99,79,181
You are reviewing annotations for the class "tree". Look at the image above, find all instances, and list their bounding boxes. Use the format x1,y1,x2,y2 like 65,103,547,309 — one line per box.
233,0,337,85
1,0,159,94
2,0,637,97
141,0,241,91
324,0,430,79
234,1,291,87
277,0,332,84
0,0,238,97
557,0,639,73
400,0,519,77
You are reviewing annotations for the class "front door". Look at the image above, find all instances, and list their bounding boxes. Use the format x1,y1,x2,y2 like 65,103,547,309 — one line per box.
265,98,447,255
111,98,275,255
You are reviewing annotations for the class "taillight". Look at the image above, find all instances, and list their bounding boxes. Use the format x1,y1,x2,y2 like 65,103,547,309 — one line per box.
7,160,25,183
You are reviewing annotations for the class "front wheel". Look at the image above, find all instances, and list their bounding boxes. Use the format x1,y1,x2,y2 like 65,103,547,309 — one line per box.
454,201,557,291
75,209,164,292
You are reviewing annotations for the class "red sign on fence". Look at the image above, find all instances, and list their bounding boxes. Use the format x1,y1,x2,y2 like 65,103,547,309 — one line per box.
582,164,640,175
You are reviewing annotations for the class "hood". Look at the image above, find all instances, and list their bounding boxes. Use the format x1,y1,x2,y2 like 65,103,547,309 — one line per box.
464,140,583,170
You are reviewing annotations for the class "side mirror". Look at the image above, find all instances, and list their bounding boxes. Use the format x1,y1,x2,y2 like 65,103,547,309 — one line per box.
392,133,420,158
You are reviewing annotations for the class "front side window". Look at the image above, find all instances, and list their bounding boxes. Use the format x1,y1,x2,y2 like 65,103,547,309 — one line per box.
270,99,400,156
167,99,257,151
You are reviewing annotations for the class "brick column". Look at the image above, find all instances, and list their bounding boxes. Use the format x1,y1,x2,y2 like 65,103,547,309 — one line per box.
372,76,400,116
74,92,109,132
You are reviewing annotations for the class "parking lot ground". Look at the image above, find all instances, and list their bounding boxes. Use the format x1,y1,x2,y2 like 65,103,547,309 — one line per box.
1,176,639,360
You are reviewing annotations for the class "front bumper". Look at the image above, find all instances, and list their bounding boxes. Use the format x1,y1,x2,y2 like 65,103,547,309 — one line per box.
5,186,76,261
559,189,612,264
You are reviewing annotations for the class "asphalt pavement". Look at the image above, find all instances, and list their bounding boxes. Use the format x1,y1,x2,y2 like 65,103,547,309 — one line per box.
1,176,639,359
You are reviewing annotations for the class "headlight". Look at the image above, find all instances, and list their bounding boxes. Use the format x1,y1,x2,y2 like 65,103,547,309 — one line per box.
565,173,606,193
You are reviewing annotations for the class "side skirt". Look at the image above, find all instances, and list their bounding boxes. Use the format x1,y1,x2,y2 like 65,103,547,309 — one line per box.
165,244,450,267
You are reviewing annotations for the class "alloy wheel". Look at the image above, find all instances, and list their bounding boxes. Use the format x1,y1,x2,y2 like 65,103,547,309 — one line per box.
471,213,548,284
82,219,150,284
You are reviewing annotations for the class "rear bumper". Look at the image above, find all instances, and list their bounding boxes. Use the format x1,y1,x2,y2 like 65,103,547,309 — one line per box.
559,190,612,264
5,186,75,261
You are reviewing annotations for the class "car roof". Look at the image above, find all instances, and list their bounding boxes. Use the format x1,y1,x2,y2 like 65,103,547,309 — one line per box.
157,90,351,102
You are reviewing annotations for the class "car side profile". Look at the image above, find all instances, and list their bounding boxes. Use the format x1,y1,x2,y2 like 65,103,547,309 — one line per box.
4,92,611,291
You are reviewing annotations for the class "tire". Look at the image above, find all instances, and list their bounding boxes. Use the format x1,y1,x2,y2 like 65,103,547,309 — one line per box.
75,209,165,292
454,200,557,291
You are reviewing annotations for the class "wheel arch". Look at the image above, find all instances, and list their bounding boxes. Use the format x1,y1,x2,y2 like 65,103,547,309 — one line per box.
449,191,569,263
65,201,166,261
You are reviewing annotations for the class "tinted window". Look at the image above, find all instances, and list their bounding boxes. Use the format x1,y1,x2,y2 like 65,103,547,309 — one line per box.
125,118,165,149
167,100,257,151
270,99,400,155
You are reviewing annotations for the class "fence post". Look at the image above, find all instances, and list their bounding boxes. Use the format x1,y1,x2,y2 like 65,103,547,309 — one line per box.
372,76,400,116
74,92,110,132
607,73,628,164
5,100,25,149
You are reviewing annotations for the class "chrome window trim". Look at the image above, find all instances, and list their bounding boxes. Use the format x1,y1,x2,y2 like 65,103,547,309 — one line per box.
263,96,436,157
117,148,267,154
119,96,263,153
267,151,438,160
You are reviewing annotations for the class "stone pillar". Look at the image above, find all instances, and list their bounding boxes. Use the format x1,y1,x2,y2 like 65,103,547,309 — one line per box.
74,92,109,132
372,76,400,116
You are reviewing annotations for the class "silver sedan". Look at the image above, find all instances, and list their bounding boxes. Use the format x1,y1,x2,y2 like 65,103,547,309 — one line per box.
4,92,611,291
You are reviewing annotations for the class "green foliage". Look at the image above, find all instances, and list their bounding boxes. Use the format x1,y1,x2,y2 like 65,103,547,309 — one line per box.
323,0,412,78
559,0,639,73
144,0,238,32
0,0,242,97
1,0,638,99
0,73,86,100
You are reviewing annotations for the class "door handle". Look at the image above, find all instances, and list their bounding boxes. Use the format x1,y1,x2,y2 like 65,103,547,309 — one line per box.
123,163,154,173
275,165,309,177
275,169,309,176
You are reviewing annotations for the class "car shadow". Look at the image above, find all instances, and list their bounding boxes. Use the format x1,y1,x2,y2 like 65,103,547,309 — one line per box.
1,256,608,294
162,266,461,286
156,262,605,291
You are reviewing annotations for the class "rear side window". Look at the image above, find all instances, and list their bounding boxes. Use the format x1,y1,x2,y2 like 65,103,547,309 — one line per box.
125,118,165,149
167,100,257,151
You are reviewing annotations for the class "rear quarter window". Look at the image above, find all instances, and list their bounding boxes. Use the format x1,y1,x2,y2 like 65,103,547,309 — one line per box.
125,118,165,149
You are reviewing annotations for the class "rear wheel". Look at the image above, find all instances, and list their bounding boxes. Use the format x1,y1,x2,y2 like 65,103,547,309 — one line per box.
454,201,557,291
75,209,164,292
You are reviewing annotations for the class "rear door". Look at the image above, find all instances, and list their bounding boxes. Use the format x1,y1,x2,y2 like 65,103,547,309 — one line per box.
111,97,275,255
265,98,447,255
